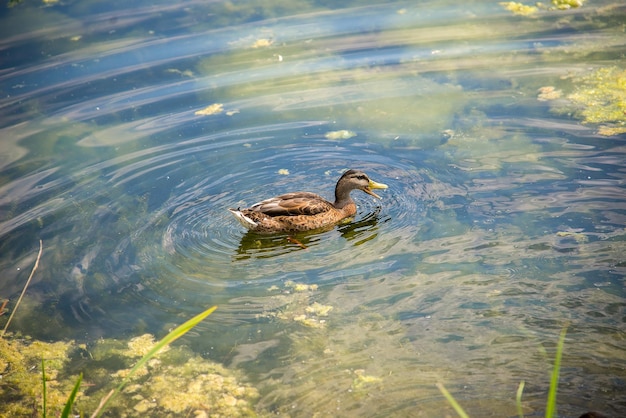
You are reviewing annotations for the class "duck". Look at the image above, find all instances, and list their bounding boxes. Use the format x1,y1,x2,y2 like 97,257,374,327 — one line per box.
229,169,388,233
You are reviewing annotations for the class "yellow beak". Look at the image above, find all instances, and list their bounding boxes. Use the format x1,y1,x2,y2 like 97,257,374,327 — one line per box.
364,179,388,199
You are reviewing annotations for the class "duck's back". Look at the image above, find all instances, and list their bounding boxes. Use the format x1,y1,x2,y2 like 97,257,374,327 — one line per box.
250,192,334,217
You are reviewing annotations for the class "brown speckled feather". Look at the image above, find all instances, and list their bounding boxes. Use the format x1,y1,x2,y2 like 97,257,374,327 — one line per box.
229,169,388,234
249,192,334,216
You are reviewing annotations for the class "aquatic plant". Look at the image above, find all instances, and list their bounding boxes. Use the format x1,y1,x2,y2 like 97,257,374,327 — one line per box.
262,281,333,328
60,373,82,418
0,337,75,416
499,2,539,16
545,327,567,418
500,0,583,16
72,305,219,417
1,304,257,417
567,66,626,136
437,327,569,418
551,0,584,9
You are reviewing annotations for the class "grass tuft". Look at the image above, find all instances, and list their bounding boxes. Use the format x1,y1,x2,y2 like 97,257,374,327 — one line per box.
438,327,568,418
545,327,567,418
436,382,470,418
61,373,83,418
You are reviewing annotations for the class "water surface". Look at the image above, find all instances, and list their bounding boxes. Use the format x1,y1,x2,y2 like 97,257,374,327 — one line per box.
1,0,625,416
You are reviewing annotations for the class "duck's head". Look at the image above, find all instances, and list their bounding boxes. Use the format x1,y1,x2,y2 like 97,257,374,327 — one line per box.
336,169,388,200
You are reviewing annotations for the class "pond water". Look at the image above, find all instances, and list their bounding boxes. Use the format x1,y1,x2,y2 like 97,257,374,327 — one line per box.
1,0,625,416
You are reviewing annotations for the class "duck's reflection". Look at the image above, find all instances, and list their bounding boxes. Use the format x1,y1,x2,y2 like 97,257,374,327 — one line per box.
233,207,388,260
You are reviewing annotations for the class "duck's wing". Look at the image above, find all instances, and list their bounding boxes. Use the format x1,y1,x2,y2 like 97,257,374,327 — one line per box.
249,192,334,216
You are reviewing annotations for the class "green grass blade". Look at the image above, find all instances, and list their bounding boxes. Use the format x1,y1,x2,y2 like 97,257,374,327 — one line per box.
516,380,525,418
119,305,218,388
545,327,567,418
91,305,217,418
61,373,83,418
436,382,470,418
41,358,47,418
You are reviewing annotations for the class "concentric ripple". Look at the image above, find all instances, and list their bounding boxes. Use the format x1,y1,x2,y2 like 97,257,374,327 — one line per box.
133,125,428,293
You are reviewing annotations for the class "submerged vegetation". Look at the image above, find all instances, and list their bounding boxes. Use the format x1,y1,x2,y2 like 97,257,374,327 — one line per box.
1,305,262,417
0,337,75,416
541,66,626,136
262,281,334,328
500,0,584,16
438,328,606,418
74,324,259,417
566,66,626,136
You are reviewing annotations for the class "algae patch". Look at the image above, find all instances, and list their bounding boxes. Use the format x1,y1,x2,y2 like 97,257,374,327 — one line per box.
260,281,333,328
565,66,626,135
325,129,357,140
351,369,383,390
0,337,75,417
78,333,259,417
499,2,538,16
195,103,224,116
537,86,562,101
113,348,259,416
500,0,583,16
556,230,589,243
551,0,584,9
0,333,260,417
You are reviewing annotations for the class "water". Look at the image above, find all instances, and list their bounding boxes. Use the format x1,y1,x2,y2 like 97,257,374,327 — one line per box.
1,0,625,416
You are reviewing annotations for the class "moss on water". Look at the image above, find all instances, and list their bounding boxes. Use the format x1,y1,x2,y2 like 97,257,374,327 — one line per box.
499,2,539,16
0,333,261,417
104,347,259,417
566,66,626,135
0,336,75,417
77,335,260,417
500,0,583,16
260,281,333,328
551,0,584,9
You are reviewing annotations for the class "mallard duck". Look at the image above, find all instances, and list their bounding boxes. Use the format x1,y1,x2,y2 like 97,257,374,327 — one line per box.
229,169,388,233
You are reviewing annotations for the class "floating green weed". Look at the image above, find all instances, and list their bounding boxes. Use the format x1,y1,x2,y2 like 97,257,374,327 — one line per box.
87,305,218,418
29,306,217,418
567,66,626,135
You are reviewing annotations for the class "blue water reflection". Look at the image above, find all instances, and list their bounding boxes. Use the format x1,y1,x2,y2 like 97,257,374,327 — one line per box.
1,0,625,416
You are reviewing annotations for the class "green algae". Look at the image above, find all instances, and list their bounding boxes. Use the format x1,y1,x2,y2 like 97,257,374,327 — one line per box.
551,0,584,9
0,336,76,417
82,344,259,417
351,369,382,391
1,329,261,417
499,2,539,16
260,281,334,328
566,66,626,135
500,0,583,16
324,129,357,140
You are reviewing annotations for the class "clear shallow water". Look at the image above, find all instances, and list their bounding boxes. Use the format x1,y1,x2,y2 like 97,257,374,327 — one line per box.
1,0,625,416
